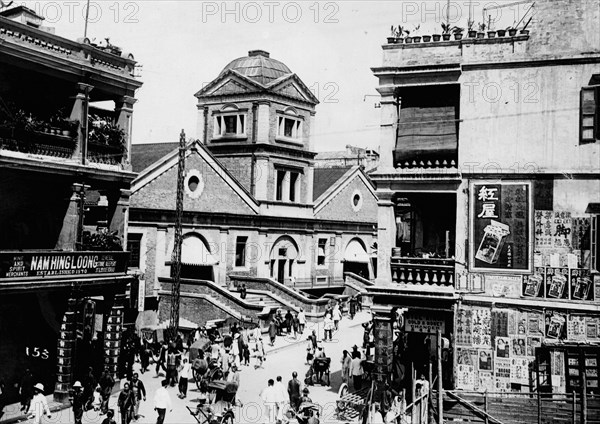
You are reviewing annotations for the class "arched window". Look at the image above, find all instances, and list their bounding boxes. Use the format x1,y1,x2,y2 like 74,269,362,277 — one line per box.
269,236,299,285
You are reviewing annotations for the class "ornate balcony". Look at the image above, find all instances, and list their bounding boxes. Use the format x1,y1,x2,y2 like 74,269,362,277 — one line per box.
391,255,455,287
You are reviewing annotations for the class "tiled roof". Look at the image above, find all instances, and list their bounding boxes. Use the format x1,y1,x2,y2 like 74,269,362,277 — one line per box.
219,50,292,85
131,142,179,173
313,166,352,201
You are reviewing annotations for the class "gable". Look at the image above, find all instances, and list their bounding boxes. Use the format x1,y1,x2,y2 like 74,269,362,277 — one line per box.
131,150,257,215
315,174,377,223
210,80,251,96
313,167,352,201
131,142,178,173
274,83,308,102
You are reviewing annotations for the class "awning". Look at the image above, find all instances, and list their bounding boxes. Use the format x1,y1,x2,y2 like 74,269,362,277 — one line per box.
157,317,199,330
586,203,600,214
344,240,370,263
181,236,218,266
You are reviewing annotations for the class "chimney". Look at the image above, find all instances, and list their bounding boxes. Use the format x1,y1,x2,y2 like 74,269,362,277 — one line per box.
248,50,270,58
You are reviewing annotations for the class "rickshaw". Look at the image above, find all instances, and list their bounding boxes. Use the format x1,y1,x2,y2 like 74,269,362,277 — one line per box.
305,357,331,386
189,338,214,390
187,404,234,424
290,402,322,424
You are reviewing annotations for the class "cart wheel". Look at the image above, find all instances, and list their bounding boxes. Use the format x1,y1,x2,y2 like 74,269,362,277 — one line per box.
338,383,348,398
221,413,234,424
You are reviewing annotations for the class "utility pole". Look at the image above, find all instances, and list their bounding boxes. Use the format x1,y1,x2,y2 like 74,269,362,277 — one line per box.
83,0,90,38
169,130,186,338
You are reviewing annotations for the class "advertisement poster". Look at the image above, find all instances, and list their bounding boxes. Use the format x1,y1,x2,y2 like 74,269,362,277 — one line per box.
523,267,545,297
570,268,593,300
477,371,494,392
512,337,527,356
511,357,531,385
478,349,493,371
472,309,491,348
586,318,599,339
546,267,569,299
546,312,566,339
470,182,532,273
456,347,477,366
495,357,512,392
456,308,473,346
495,337,510,358
491,310,508,341
527,312,544,335
527,336,542,356
567,316,587,341
457,365,475,390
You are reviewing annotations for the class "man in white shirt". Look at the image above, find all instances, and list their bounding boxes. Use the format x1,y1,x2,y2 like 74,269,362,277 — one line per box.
153,380,172,424
30,383,51,424
298,309,306,334
350,353,363,390
260,379,278,424
274,376,287,422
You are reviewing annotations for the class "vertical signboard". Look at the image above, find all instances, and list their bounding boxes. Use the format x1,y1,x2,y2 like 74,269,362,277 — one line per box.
470,181,533,273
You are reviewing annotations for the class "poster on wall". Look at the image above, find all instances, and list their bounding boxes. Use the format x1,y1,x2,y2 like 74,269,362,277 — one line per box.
512,337,527,356
527,336,542,356
477,371,494,392
567,316,587,341
510,357,531,385
495,358,511,391
491,310,508,342
470,181,532,273
546,267,569,299
478,349,493,371
546,312,566,339
457,365,475,390
495,337,510,358
523,267,545,297
472,309,491,348
570,268,593,301
456,308,473,345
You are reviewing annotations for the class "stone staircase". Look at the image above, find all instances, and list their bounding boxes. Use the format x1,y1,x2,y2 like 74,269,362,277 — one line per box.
242,292,283,311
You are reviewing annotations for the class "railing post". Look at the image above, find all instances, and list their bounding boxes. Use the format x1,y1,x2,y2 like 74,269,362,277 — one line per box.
437,329,443,424
573,390,577,424
537,390,541,424
484,390,488,424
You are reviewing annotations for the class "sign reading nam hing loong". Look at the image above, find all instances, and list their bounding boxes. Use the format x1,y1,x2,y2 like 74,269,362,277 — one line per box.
0,252,129,278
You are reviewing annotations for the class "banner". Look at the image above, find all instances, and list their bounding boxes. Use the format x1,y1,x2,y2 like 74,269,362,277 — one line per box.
470,181,532,273
0,251,129,279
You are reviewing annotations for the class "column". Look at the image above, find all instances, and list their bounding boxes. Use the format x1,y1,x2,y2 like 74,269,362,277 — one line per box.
54,298,77,402
378,88,398,171
55,183,86,251
196,104,206,143
254,155,270,201
376,191,396,286
305,164,314,205
108,189,131,247
154,225,169,296
255,102,270,143
257,230,270,278
71,83,93,161
218,228,229,287
115,96,137,167
455,180,469,273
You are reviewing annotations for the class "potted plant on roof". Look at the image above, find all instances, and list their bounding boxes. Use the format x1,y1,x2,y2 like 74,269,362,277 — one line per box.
411,25,421,43
467,19,477,38
453,26,464,40
441,23,452,41
404,28,413,43
520,21,531,35
388,25,397,44
496,27,506,37
477,22,486,38
422,33,432,42
507,26,518,36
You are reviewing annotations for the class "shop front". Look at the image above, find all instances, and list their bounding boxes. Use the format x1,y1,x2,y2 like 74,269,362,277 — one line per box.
0,251,132,402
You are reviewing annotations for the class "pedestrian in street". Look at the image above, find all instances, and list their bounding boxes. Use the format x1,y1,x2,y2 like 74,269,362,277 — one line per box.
356,294,363,312
166,348,178,387
254,338,265,369
101,409,117,424
268,319,277,346
323,314,334,341
287,371,301,411
99,368,115,415
19,368,34,414
71,381,85,424
285,310,293,334
306,340,314,366
155,341,168,377
274,376,287,422
239,283,247,300
129,373,146,420
237,329,247,364
153,380,172,424
292,313,299,339
30,383,51,424
92,386,102,411
298,309,306,334
178,358,191,399
82,367,97,410
260,379,278,424
243,344,251,366
299,387,312,404
349,297,356,320
310,329,318,350
351,352,364,390
332,303,342,330
117,382,135,424
341,350,352,384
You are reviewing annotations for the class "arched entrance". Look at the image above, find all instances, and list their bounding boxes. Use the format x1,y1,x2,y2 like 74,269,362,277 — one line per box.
269,236,299,285
176,233,216,281
343,238,371,279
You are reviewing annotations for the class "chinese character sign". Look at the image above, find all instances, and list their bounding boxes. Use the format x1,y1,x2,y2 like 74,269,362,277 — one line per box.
470,182,532,273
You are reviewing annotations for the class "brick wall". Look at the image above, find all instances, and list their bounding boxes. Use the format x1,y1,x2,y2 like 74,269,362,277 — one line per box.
315,175,378,222
216,156,252,193
158,296,234,327
130,152,255,214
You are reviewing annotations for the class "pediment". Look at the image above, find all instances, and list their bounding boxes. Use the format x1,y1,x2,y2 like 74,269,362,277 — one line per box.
268,74,320,105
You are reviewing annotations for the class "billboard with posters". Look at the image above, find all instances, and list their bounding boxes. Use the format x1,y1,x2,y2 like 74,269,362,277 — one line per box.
470,181,533,273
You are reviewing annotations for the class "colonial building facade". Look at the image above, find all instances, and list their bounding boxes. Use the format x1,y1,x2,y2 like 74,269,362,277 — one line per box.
370,0,600,396
0,6,141,401
129,50,377,327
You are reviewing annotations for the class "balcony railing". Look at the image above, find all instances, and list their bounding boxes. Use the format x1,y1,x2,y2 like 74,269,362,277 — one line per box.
0,126,77,158
0,17,136,77
391,256,455,286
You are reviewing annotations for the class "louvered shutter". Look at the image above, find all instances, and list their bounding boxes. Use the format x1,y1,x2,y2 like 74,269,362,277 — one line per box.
580,86,597,144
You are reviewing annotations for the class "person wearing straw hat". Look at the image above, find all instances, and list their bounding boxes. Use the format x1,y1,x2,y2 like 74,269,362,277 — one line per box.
30,383,51,424
71,381,85,424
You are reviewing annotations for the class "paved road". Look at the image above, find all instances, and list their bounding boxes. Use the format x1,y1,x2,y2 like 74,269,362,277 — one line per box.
23,311,371,424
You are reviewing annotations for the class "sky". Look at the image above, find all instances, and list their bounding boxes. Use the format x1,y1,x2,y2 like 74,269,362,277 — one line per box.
19,1,532,152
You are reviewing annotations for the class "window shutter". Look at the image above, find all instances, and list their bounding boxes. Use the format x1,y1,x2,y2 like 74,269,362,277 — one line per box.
580,86,597,144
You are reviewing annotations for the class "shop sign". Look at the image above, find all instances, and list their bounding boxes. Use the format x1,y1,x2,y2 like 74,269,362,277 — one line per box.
470,181,532,273
0,251,129,279
404,313,445,334
485,274,522,298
